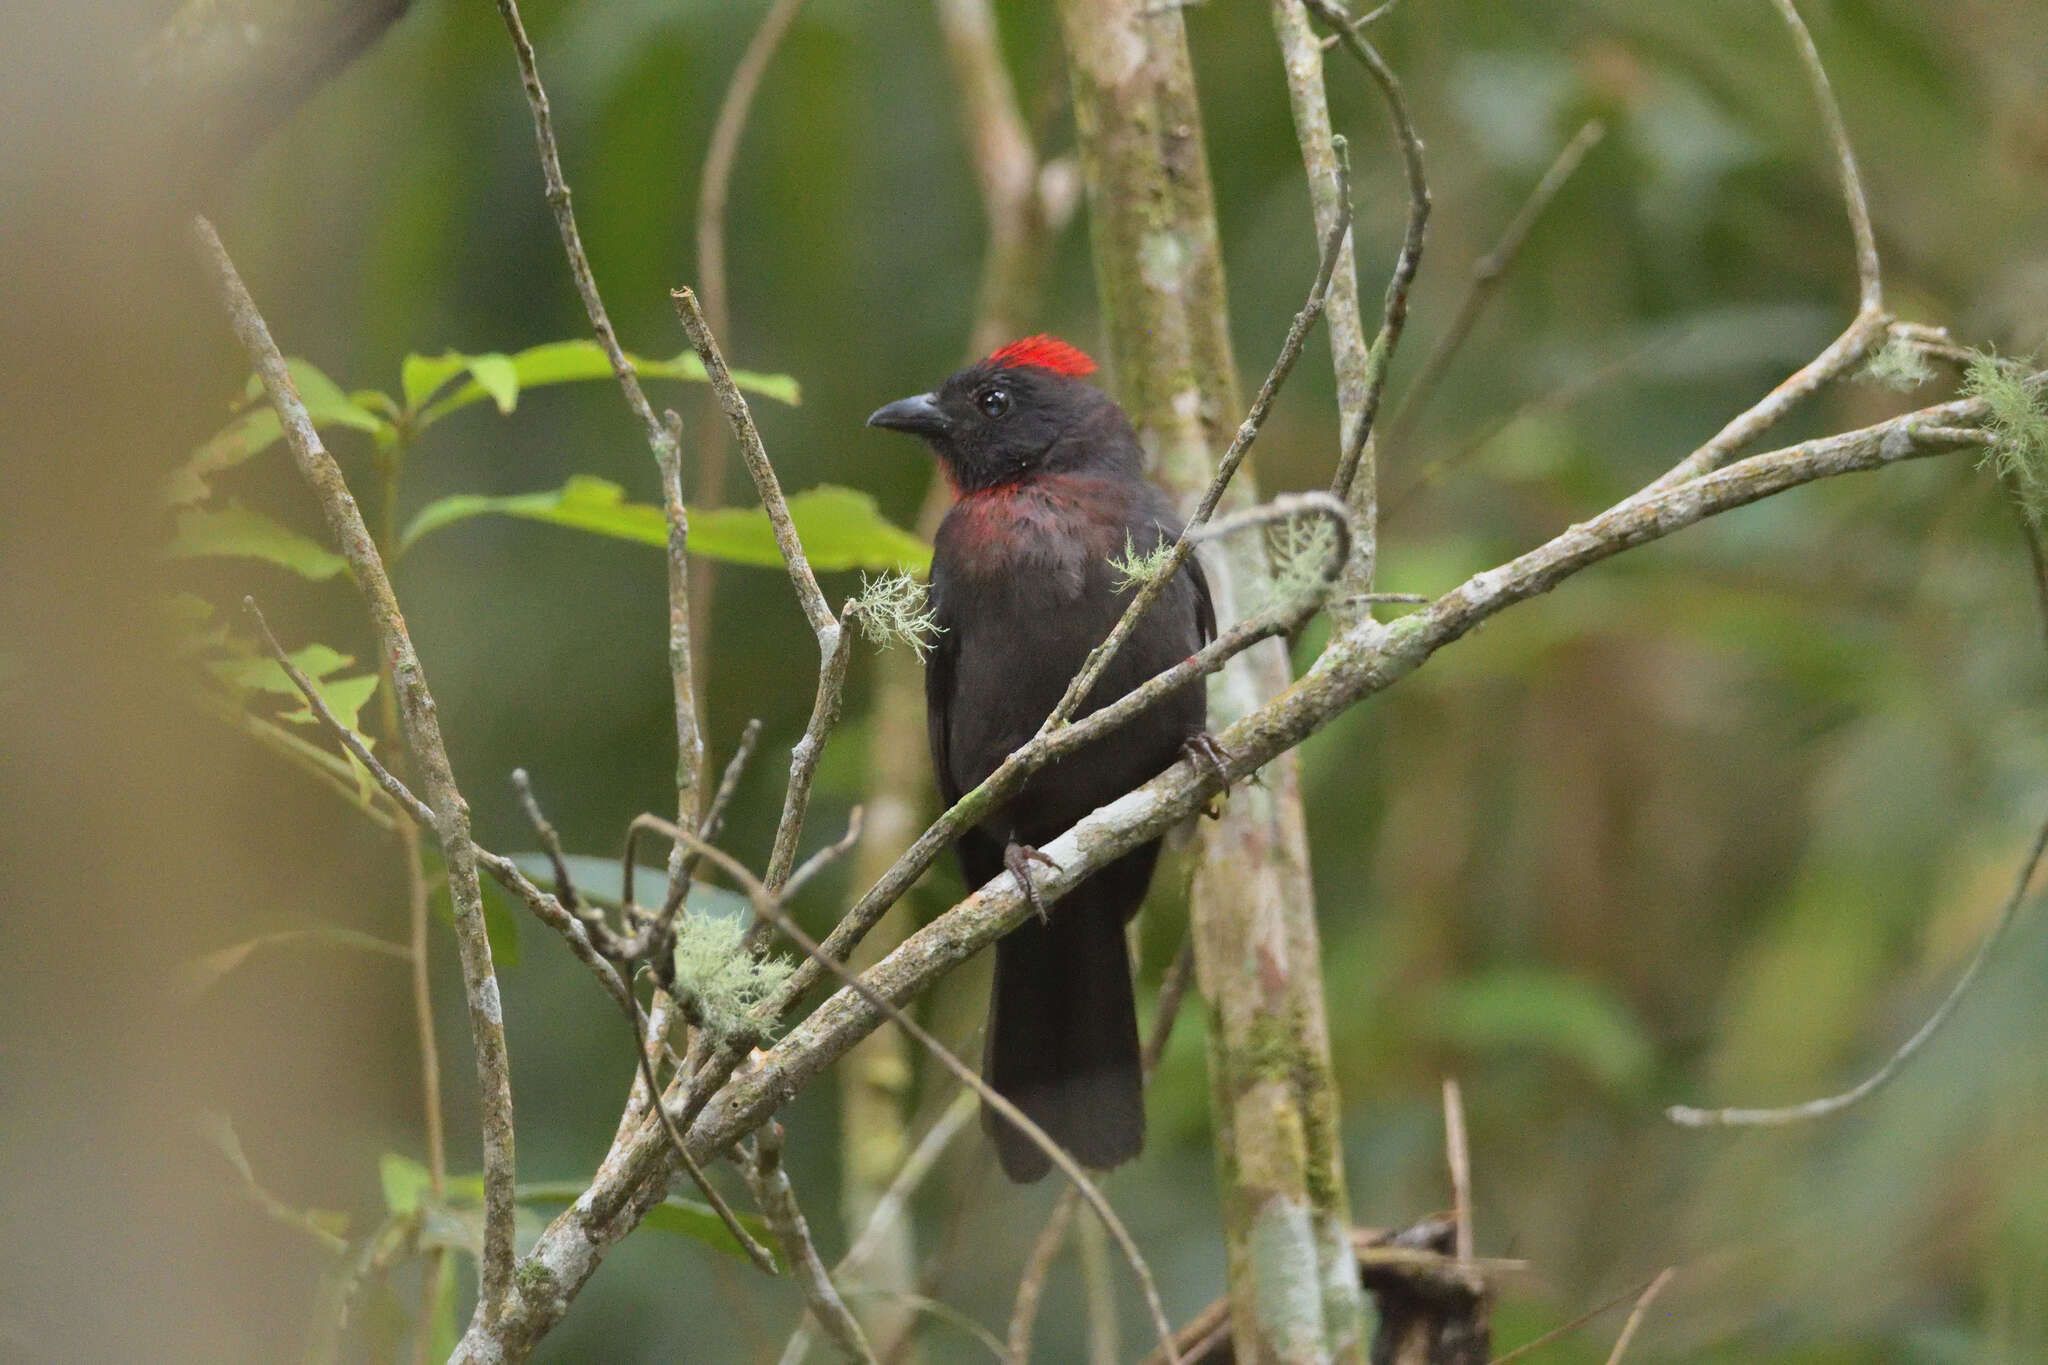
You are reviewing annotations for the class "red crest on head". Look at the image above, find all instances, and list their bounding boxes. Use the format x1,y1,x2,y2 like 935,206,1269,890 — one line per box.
985,335,1097,379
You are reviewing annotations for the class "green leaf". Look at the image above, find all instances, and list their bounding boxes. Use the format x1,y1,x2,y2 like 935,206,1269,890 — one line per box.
506,852,754,920
379,1152,433,1217
402,351,472,411
171,359,393,506
167,501,349,580
205,643,355,693
280,673,380,734
515,1181,778,1268
402,475,664,550
413,339,799,429
465,353,520,414
1426,968,1655,1092
691,486,933,574
403,477,931,573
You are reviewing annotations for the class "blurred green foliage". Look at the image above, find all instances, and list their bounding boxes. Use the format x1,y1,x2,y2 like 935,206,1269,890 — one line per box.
169,0,2048,1360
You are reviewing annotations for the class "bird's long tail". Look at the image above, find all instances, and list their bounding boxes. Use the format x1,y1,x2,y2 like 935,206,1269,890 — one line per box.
980,843,1155,1183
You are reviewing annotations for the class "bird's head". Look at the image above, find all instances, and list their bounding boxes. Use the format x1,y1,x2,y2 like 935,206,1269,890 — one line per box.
866,336,1133,494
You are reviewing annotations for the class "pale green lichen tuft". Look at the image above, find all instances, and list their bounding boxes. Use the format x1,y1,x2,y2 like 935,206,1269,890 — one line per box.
1108,533,1179,594
1269,516,1339,605
1965,351,2048,525
1857,336,1935,393
671,913,794,1044
846,570,943,658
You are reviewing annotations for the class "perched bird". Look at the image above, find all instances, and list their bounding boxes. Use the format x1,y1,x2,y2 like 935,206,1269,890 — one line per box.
867,336,1217,1182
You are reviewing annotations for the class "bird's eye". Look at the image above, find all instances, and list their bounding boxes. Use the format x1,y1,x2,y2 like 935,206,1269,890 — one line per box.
978,387,1011,418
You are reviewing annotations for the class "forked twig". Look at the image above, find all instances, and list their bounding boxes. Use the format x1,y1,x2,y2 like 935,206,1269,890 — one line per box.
664,821,1183,1365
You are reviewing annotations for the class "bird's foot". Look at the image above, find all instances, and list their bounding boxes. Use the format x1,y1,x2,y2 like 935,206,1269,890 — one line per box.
1183,732,1233,818
1004,842,1062,925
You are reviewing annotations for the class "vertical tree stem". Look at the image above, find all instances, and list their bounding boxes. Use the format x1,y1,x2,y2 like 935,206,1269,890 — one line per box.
1054,4,1366,1360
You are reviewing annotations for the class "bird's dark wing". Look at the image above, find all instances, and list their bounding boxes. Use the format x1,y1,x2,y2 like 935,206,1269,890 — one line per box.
1183,545,1216,647
923,571,964,807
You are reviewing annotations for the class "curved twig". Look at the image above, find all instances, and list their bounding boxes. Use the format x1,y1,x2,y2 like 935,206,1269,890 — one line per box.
1668,805,2048,1128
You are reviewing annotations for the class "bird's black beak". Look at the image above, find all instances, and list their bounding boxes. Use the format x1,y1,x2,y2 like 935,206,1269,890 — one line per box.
866,392,949,438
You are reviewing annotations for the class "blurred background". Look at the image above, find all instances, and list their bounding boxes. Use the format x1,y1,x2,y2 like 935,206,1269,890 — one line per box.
4,0,2047,1361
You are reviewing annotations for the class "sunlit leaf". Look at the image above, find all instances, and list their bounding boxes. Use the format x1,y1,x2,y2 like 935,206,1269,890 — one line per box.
413,339,799,429
171,359,393,505
379,1152,433,1217
205,643,355,694
691,485,932,574
402,351,472,411
167,501,350,580
280,673,381,734
402,477,930,572
466,353,520,414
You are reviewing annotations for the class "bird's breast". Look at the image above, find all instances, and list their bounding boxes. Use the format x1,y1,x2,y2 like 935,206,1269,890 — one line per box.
934,477,1130,602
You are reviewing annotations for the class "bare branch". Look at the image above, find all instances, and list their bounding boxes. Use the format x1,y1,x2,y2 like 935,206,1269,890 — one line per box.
1442,1076,1473,1265
1384,119,1605,454
195,217,518,1322
241,598,434,828
1639,0,1889,494
488,0,675,458
1668,802,2048,1128
657,408,708,895
1603,1267,1677,1365
748,1122,877,1364
1304,0,1430,521
1487,1272,1674,1365
1272,0,1375,582
690,0,810,642
1771,0,1881,313
675,829,1182,1365
1007,1188,1082,1364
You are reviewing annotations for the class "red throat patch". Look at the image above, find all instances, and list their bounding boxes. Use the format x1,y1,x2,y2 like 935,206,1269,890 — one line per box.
986,335,1097,378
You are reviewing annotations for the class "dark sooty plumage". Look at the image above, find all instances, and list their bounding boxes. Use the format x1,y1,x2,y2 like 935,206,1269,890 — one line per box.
868,336,1214,1181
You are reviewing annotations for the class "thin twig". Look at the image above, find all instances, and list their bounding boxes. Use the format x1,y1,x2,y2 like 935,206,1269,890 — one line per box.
786,806,868,900
671,825,1183,1365
1305,0,1430,514
1638,0,1888,494
505,778,775,1274
1669,803,2048,1127
657,407,708,903
1009,934,1198,1361
673,286,847,894
1443,1076,1473,1265
1384,119,1605,455
1007,1188,1082,1363
628,987,781,1275
748,1122,877,1363
1487,1272,1672,1365
488,0,676,458
196,222,518,1321
1771,0,1880,314
1273,0,1375,584
690,0,811,641
1602,1268,1676,1365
